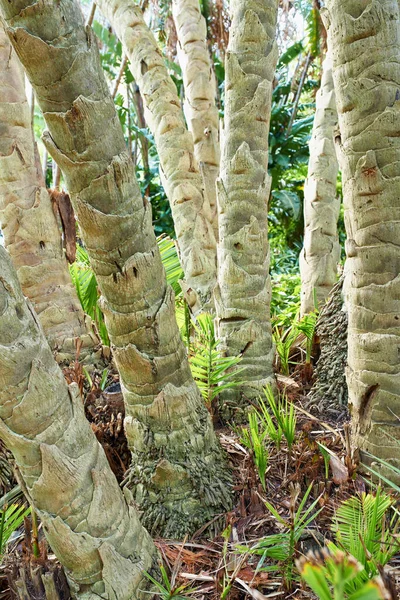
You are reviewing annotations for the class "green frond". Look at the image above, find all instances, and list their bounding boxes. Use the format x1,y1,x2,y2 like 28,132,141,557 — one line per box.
189,313,243,405
157,234,183,296
330,490,398,592
0,503,31,562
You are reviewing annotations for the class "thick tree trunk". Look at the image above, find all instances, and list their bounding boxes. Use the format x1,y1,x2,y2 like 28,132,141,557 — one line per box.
171,0,220,240
323,0,400,474
300,50,340,316
94,0,218,314
0,0,231,537
0,28,96,362
215,0,278,407
0,246,157,599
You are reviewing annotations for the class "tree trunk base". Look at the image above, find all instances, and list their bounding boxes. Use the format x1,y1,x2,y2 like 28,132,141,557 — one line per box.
5,556,71,600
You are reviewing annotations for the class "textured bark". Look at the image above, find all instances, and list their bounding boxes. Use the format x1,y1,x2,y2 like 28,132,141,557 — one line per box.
0,438,15,495
307,277,348,416
0,0,231,537
171,0,220,239
0,29,96,362
94,0,218,313
323,0,400,473
0,246,157,599
300,50,340,316
215,0,278,405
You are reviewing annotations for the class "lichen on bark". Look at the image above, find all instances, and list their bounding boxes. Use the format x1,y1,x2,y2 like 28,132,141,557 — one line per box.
323,0,400,475
0,27,96,362
0,246,157,599
215,0,279,409
0,0,231,537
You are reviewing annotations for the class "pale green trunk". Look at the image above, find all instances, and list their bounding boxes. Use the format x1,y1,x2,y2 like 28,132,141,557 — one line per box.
0,28,96,362
0,0,231,537
215,0,278,406
323,0,400,474
0,246,157,599
300,50,340,316
94,0,218,313
171,0,220,240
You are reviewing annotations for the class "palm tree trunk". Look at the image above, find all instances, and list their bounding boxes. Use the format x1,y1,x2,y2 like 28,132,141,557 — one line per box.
94,0,218,314
299,50,340,316
323,0,400,475
215,0,279,407
0,28,96,362
0,0,231,537
171,0,220,240
0,246,157,599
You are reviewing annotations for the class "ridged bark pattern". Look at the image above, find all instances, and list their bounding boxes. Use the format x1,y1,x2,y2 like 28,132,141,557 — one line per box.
300,51,340,316
323,0,400,472
172,0,220,239
0,28,96,361
94,0,218,313
215,0,278,403
0,0,231,537
0,246,156,599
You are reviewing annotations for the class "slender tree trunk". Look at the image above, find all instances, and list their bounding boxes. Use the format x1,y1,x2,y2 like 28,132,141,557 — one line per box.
0,246,157,599
300,50,340,316
215,0,278,407
323,0,400,474
94,0,218,314
0,0,231,537
0,28,96,362
171,0,220,240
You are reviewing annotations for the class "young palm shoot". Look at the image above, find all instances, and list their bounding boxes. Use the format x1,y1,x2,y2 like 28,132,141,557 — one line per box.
238,483,323,590
189,314,244,413
240,412,269,492
273,324,299,376
0,504,30,563
329,489,399,593
263,386,297,453
297,311,318,379
144,563,196,600
297,549,389,600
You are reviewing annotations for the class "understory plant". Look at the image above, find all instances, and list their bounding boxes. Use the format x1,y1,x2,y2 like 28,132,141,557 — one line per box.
328,489,399,593
238,483,323,590
189,313,243,410
240,411,269,491
0,503,30,563
297,549,389,600
273,311,318,375
240,386,297,489
262,385,297,452
144,562,196,600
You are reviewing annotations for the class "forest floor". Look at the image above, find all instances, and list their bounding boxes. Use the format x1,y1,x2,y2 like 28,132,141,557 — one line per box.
1,355,399,600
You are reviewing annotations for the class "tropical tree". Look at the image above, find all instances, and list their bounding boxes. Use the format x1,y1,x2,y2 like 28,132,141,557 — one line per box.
0,245,157,598
323,0,400,474
171,0,220,240
299,48,340,316
215,0,279,405
94,0,218,314
0,27,96,361
0,0,231,537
